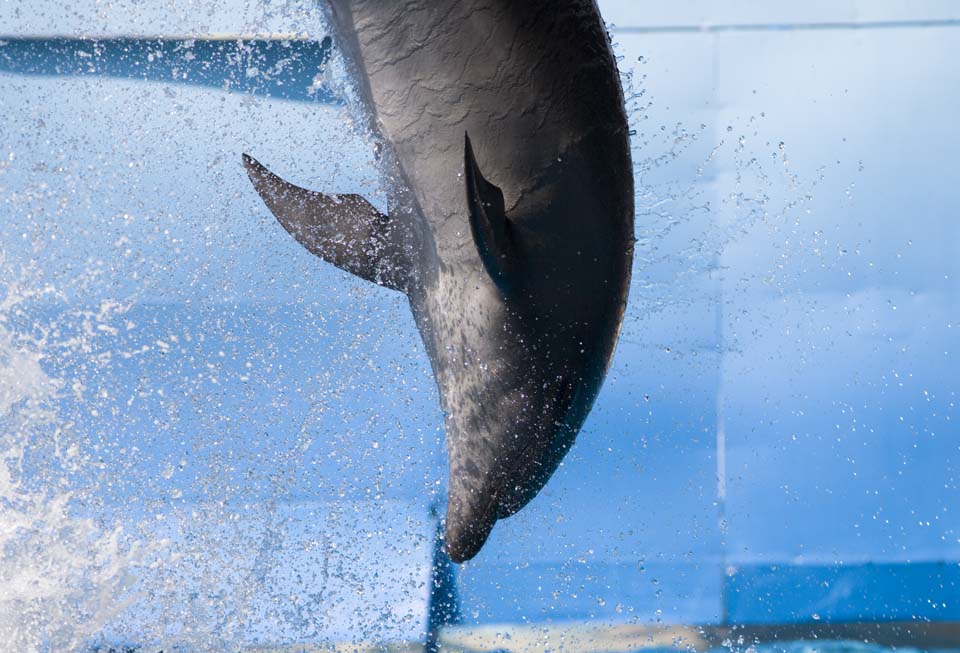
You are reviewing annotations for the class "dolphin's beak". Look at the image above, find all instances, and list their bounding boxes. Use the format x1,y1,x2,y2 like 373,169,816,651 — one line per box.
444,492,498,563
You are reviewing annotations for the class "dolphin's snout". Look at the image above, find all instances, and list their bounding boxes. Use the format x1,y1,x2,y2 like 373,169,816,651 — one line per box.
444,498,498,563
442,375,583,562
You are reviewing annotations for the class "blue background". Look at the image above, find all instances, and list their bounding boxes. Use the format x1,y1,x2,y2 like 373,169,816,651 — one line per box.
0,0,957,646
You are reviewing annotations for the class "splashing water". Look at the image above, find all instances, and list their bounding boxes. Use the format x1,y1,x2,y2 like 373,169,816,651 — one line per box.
610,31,832,329
0,262,146,653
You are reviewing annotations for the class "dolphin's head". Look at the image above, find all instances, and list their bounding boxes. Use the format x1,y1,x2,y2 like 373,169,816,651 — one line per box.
437,134,633,562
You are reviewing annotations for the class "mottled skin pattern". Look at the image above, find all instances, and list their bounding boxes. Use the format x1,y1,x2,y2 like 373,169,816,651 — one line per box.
248,0,633,562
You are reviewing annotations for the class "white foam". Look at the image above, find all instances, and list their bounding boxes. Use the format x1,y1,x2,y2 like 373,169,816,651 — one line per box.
0,267,146,653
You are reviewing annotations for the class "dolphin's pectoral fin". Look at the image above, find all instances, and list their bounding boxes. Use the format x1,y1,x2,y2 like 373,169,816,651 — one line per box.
464,133,516,292
242,153,411,292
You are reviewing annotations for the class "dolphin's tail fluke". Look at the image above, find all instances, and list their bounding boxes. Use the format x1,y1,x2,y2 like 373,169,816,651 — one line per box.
242,154,412,292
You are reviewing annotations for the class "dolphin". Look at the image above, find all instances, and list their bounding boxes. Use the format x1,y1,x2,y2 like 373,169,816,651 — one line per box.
243,0,634,562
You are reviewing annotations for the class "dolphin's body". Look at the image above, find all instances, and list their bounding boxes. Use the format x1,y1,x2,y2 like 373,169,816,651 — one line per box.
243,0,633,562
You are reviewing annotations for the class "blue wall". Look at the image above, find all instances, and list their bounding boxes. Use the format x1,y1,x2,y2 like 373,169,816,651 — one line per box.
0,0,957,645
458,0,960,627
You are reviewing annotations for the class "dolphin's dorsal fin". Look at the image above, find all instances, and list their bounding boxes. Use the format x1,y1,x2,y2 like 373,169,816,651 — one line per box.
243,154,410,292
464,133,515,291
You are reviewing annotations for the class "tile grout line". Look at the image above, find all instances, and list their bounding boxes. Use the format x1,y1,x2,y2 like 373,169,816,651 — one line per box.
613,18,960,34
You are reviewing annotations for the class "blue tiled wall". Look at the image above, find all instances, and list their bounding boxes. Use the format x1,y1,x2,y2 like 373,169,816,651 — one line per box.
0,0,957,639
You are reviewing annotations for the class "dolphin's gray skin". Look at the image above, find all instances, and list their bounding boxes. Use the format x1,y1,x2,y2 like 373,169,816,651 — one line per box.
243,0,633,562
